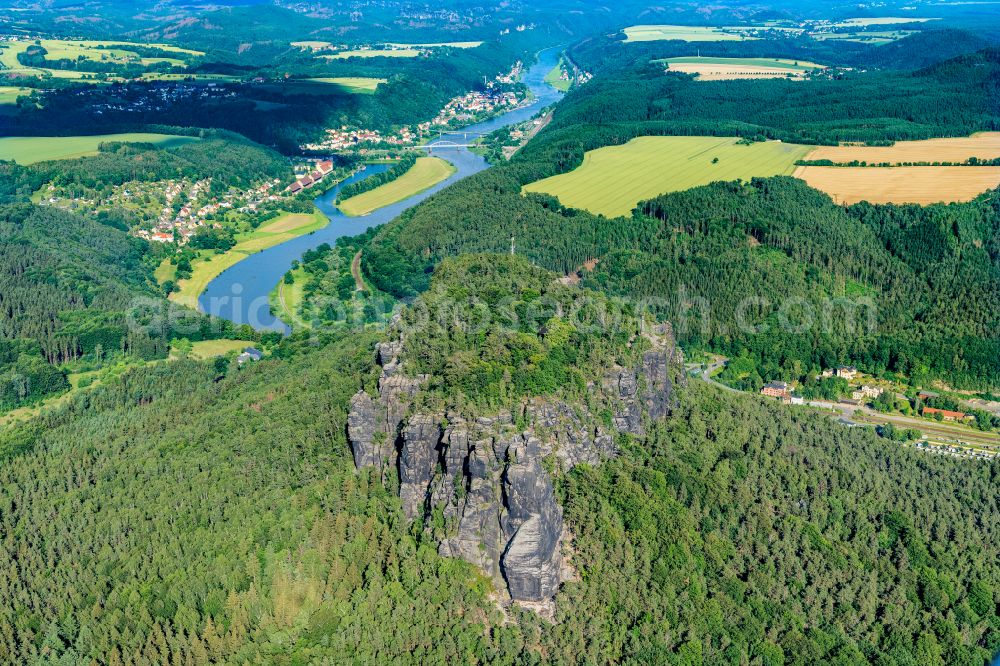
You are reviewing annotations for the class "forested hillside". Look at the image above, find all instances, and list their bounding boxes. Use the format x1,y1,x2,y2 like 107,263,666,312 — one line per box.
3,34,551,151
31,131,292,190
338,47,1000,389
1,255,997,663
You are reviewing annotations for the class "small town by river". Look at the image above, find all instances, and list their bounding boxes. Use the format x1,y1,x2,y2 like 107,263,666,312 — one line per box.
198,46,565,332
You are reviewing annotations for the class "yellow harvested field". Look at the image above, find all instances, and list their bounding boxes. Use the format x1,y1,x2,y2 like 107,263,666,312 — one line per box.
836,17,937,26
389,41,483,49
668,64,818,80
804,133,1000,164
794,166,1000,205
623,25,752,42
323,48,420,59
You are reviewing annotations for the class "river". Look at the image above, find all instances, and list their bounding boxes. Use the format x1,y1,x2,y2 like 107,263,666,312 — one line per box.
198,46,565,332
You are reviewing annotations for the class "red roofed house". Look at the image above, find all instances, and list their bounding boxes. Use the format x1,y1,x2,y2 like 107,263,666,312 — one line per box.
318,160,334,175
922,407,971,422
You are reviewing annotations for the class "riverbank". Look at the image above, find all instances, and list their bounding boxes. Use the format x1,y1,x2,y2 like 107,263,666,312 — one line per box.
268,266,309,329
198,46,566,331
167,209,327,309
338,156,456,216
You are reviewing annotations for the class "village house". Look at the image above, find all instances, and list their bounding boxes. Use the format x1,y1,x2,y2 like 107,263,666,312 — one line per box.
237,347,264,365
922,407,973,422
851,385,884,401
835,366,858,380
760,381,792,402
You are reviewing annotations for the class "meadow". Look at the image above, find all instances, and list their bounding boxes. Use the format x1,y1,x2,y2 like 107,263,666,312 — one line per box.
306,77,386,93
169,210,328,309
662,56,824,80
323,48,421,59
170,339,250,360
803,132,1000,164
544,61,571,91
338,157,455,216
522,136,809,217
268,267,309,329
794,166,1000,204
388,41,483,49
0,133,199,165
0,86,29,104
623,25,753,42
0,39,201,79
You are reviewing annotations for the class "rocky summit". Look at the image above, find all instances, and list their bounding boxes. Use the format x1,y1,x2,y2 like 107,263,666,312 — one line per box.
348,319,684,608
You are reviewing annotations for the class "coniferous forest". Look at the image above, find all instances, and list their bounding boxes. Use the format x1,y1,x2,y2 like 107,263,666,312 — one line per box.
2,1,1000,664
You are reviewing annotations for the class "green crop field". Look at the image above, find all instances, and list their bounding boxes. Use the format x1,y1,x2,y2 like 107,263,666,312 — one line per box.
623,25,753,42
338,157,456,216
0,86,29,104
0,133,199,165
523,136,810,217
307,77,386,93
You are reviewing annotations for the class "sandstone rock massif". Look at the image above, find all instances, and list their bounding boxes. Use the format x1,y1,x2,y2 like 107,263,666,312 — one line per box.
347,324,683,609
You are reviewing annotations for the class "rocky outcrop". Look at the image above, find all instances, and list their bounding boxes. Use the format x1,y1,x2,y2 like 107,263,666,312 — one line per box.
346,321,683,608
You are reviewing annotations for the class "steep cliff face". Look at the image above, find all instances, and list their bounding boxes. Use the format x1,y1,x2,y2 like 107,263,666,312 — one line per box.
347,320,684,608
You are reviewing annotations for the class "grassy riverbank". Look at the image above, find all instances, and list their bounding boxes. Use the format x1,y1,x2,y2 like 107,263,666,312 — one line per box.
166,210,327,310
338,157,455,216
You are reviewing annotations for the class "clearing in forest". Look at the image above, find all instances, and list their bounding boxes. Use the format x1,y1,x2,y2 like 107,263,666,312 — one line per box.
388,42,483,49
0,133,199,165
623,25,753,42
834,17,937,27
662,56,825,80
793,166,1000,205
323,48,421,59
306,77,386,93
171,339,250,360
802,133,1000,164
338,157,456,216
522,136,809,218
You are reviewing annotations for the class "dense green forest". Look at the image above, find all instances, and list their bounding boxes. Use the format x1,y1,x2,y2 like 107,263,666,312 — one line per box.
1,255,997,663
